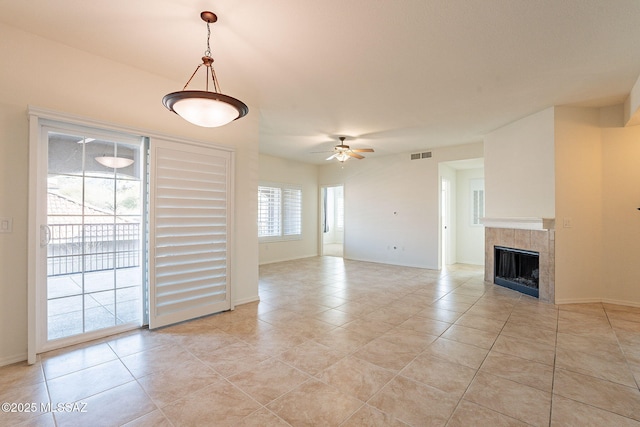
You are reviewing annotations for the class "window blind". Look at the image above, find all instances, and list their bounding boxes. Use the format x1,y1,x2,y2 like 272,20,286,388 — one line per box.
470,179,485,226
283,187,301,236
258,183,302,241
258,186,281,237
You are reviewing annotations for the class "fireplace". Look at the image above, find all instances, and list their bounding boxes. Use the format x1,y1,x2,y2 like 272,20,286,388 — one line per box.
483,220,554,303
494,246,539,298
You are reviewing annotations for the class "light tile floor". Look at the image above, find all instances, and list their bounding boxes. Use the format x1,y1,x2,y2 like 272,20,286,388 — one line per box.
2,257,640,426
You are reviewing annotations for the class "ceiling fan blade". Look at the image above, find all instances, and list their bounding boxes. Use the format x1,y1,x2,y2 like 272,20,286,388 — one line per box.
326,153,339,160
346,152,364,159
351,148,374,153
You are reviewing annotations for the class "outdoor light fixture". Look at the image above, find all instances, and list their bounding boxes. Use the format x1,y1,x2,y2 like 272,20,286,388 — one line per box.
95,156,134,169
163,11,248,128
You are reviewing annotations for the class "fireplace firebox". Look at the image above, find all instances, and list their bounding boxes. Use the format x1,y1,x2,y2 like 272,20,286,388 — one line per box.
494,246,540,298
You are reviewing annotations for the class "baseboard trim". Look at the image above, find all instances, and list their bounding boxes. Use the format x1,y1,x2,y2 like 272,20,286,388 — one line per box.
0,352,28,367
259,254,317,266
555,297,602,305
601,298,640,308
233,295,260,306
555,297,640,308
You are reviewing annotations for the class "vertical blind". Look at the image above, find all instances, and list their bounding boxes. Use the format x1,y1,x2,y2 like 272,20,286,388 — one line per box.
149,140,231,328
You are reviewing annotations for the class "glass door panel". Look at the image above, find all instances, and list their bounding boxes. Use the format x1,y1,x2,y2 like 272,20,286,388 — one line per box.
46,130,143,342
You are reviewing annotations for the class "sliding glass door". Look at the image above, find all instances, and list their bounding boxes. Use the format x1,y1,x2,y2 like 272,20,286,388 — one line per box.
43,126,145,347
28,111,234,361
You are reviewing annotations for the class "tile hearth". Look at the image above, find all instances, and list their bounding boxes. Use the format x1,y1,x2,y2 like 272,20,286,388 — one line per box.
2,257,640,426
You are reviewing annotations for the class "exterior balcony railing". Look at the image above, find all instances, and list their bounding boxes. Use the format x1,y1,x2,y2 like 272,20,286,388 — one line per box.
47,223,141,276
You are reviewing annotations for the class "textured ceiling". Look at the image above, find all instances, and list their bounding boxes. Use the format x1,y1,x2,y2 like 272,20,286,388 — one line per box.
2,0,640,164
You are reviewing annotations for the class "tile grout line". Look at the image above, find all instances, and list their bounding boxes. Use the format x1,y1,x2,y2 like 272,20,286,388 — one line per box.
603,304,640,392
443,291,524,426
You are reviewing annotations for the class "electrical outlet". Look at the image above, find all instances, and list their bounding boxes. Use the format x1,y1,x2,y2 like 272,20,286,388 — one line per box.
563,218,572,228
0,217,12,233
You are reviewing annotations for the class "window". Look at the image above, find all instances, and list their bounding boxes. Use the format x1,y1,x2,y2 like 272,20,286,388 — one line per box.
258,183,302,240
470,178,485,226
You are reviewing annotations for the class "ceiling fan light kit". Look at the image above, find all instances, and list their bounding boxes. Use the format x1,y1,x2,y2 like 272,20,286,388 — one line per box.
163,11,248,128
325,136,374,162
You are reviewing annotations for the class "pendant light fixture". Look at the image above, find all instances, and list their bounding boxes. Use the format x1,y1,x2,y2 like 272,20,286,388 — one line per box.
163,11,248,128
95,156,134,169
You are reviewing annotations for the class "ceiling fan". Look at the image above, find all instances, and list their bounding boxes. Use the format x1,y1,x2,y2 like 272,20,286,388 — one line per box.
324,137,374,162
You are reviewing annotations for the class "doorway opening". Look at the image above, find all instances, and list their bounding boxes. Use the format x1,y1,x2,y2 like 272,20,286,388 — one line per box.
438,158,485,269
321,185,344,257
441,177,451,267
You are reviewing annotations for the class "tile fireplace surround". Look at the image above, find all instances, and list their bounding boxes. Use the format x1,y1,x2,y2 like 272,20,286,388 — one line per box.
483,219,555,303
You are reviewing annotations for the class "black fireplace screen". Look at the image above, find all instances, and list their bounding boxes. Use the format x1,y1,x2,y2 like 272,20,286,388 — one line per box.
494,246,540,297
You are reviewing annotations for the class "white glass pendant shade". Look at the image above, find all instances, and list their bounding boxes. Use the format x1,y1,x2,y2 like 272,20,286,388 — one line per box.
95,156,134,168
163,90,248,128
172,97,239,127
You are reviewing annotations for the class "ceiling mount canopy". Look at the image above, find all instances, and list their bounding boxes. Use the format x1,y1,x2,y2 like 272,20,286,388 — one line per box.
162,11,248,128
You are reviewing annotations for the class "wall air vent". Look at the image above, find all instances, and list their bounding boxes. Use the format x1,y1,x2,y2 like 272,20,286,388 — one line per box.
411,152,433,160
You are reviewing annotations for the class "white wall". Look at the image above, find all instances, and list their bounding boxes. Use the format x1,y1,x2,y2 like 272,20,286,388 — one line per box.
456,168,485,265
484,107,556,219
258,154,319,264
319,143,483,269
601,125,640,305
0,23,260,365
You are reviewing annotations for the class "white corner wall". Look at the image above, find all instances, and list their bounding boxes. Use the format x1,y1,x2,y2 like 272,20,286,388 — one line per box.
601,125,640,305
624,73,640,126
554,105,640,306
486,104,640,307
484,107,556,218
554,106,603,303
319,143,483,269
0,23,260,365
258,154,319,264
